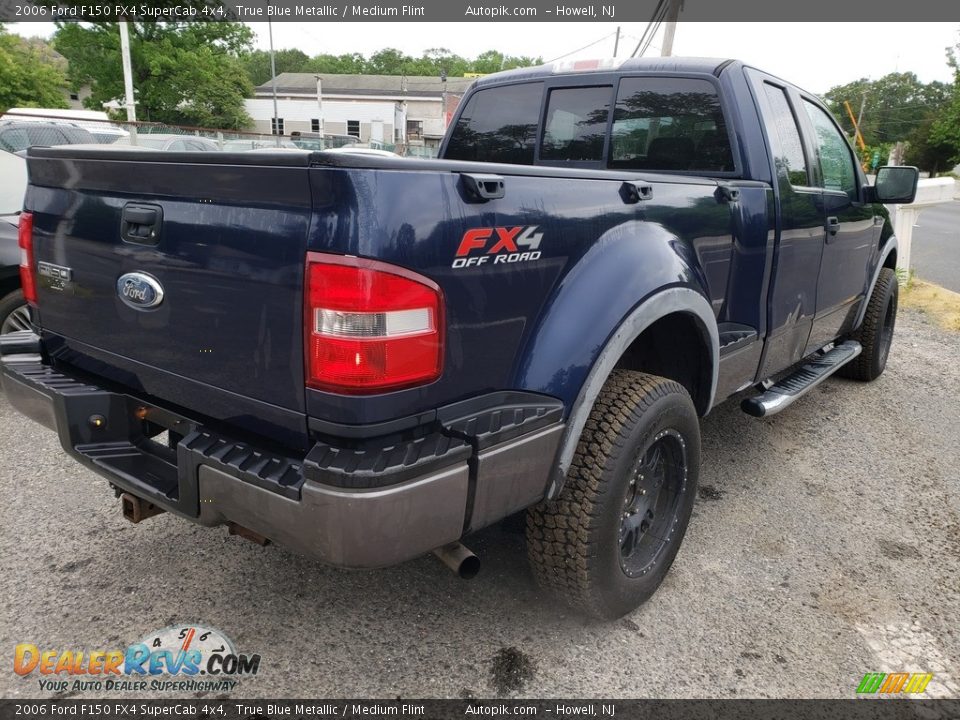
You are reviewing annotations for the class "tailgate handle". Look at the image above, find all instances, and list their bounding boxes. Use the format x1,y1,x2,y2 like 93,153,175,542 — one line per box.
460,173,505,202
121,203,162,245
620,180,653,204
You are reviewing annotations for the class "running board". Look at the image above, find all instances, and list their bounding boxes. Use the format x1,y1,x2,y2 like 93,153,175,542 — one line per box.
741,341,862,418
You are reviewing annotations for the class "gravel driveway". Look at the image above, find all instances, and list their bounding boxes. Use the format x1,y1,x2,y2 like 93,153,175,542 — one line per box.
1,308,957,700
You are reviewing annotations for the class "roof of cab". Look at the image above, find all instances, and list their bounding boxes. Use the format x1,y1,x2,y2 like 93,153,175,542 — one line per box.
470,57,738,89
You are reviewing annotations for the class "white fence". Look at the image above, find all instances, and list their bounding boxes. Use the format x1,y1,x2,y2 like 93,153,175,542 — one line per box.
892,177,958,273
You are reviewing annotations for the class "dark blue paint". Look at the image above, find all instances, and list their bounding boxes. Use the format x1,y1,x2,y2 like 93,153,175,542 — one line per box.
22,59,894,452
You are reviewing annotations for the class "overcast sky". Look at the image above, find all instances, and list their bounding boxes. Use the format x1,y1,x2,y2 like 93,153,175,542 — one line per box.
9,21,959,94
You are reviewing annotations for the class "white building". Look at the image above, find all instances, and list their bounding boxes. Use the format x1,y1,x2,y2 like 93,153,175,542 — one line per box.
248,73,473,151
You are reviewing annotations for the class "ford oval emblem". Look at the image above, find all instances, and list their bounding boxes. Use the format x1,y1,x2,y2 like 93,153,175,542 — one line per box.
117,272,164,310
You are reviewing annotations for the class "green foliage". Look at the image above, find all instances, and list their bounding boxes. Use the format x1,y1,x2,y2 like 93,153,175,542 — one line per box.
823,70,954,174
241,48,309,87
822,72,950,148
906,117,955,173
241,45,542,85
0,24,69,113
929,43,960,168
53,21,253,129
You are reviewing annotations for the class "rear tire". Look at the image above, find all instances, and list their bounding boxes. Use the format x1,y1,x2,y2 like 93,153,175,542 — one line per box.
838,267,897,382
526,370,700,620
0,289,29,335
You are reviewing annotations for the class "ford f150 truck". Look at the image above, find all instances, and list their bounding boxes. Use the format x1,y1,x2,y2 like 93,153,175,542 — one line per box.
1,58,918,619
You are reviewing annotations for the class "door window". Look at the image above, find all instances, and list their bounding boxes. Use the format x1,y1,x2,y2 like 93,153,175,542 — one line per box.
803,100,857,200
610,77,733,172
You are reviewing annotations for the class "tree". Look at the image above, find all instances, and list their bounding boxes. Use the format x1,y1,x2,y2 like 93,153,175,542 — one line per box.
240,46,541,87
53,22,253,129
470,50,543,74
0,24,69,112
304,53,367,75
930,43,960,168
241,48,309,87
906,117,955,174
823,72,949,147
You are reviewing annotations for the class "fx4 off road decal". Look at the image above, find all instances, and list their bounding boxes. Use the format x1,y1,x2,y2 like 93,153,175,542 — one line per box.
452,226,543,268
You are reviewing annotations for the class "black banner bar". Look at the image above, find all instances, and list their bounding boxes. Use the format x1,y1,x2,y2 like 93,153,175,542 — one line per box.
2,0,960,22
2,699,960,720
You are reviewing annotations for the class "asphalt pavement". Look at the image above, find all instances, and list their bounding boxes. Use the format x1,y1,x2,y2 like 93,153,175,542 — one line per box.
912,201,960,293
1,308,958,700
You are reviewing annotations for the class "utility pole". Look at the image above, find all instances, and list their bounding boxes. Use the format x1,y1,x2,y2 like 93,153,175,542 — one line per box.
118,19,137,143
268,20,280,147
856,92,868,130
843,100,867,151
440,69,448,134
660,0,681,57
613,26,621,57
314,75,325,148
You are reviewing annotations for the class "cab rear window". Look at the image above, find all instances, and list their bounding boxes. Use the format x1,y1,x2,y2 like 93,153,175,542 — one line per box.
445,82,543,165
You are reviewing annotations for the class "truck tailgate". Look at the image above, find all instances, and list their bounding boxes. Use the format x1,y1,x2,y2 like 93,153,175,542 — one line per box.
26,149,313,449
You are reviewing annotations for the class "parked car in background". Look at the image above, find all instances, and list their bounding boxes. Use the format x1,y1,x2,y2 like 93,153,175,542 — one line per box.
222,138,299,151
0,149,27,334
323,146,400,158
114,134,220,152
1,108,129,144
0,122,96,153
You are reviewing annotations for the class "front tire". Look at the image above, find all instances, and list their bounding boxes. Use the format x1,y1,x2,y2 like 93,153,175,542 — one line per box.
838,267,897,382
526,370,700,620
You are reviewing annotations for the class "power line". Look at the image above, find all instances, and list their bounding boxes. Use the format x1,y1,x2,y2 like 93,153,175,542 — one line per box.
545,32,618,64
631,0,668,57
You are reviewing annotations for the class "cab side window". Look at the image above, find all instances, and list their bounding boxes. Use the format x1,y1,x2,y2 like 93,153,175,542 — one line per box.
609,77,734,173
802,100,858,200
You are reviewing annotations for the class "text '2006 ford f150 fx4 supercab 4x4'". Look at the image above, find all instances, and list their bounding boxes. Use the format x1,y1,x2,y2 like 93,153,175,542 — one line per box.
2,58,919,619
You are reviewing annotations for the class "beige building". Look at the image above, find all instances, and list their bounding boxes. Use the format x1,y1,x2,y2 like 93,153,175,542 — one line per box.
248,73,473,152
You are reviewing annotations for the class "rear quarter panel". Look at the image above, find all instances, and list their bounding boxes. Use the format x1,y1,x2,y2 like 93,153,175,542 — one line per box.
305,164,735,425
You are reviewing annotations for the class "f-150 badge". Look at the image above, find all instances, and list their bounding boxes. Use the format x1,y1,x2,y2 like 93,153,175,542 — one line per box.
452,225,543,268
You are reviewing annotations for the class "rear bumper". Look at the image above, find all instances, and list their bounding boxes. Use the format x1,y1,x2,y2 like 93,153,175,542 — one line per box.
1,331,564,569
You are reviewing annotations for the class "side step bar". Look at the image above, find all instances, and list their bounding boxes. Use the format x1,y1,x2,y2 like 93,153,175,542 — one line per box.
741,340,862,418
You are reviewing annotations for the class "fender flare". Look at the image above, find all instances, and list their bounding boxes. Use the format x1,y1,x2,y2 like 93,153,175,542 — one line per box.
853,235,898,330
547,286,719,499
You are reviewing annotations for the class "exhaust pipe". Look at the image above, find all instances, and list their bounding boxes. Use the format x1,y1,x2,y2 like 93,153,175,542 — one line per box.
433,542,480,579
119,493,164,524
227,522,270,546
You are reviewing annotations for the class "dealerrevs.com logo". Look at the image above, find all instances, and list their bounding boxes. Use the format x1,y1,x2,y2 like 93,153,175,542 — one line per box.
14,624,261,693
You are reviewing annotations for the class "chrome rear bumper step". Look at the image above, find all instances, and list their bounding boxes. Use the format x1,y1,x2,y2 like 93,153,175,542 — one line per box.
741,340,862,418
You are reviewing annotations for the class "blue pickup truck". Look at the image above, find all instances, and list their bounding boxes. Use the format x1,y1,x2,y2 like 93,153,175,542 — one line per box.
1,58,918,619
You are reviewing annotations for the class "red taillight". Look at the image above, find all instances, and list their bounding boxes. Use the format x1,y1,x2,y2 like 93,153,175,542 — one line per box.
18,212,36,305
304,253,443,394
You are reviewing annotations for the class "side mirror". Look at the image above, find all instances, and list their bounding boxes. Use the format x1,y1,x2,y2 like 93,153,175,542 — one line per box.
872,166,919,204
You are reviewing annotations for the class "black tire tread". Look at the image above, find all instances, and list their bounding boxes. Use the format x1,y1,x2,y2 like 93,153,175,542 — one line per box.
0,288,26,334
526,370,687,617
838,267,897,381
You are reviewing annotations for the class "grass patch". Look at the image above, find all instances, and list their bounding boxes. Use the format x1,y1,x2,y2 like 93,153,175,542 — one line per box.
901,279,960,332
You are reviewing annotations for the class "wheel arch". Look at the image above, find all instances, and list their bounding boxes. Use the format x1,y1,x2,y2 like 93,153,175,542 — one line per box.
547,286,718,499
854,235,898,331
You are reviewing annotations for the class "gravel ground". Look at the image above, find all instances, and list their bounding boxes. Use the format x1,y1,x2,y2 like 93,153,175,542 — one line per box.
0,308,957,700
